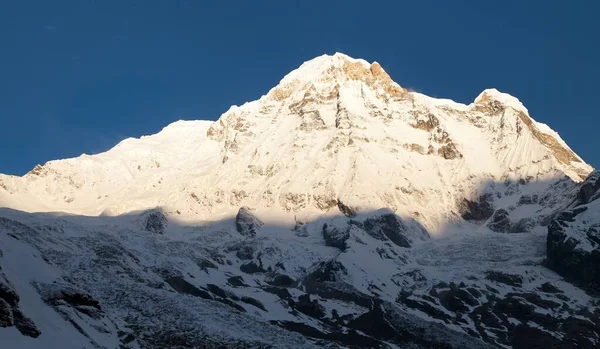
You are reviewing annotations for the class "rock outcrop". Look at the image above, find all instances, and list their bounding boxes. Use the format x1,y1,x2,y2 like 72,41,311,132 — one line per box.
322,223,350,250
0,274,40,337
363,213,429,248
143,210,168,234
235,207,263,237
460,194,495,221
546,171,600,293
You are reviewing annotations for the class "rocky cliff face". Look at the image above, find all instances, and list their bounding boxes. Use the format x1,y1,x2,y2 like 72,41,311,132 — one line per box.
0,53,597,348
546,171,600,293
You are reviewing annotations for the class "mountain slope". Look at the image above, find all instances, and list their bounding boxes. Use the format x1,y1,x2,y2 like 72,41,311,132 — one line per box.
0,53,598,349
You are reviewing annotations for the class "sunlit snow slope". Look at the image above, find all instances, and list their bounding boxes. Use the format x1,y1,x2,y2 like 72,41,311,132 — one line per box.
0,53,590,233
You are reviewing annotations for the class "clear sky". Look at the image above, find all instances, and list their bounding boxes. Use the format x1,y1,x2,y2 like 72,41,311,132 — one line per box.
1,0,598,175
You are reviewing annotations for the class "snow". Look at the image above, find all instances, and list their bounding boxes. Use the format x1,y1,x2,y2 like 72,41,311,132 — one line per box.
0,53,597,348
0,218,120,349
277,52,370,87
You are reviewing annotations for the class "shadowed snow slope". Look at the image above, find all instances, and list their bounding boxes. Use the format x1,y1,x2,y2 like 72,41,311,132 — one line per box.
0,53,598,349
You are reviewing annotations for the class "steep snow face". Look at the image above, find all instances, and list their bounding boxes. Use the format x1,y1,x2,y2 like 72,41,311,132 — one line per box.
0,53,592,232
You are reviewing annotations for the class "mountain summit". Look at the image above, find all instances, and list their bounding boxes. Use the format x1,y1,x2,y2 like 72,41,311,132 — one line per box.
1,54,599,349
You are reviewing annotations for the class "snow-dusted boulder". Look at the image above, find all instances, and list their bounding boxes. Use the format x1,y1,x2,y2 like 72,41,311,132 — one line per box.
235,207,263,237
487,209,511,233
322,223,350,250
143,210,168,234
363,213,429,248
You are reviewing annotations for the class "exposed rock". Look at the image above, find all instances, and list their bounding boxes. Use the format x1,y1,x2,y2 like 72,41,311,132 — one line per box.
239,261,266,274
517,194,538,206
27,164,44,176
240,296,266,311
397,292,452,322
235,245,255,260
312,193,337,210
0,279,40,337
235,207,263,237
12,309,41,338
404,278,600,349
437,142,462,160
294,224,309,238
404,143,425,154
279,192,307,211
336,59,406,99
322,223,350,250
299,110,326,132
473,92,506,114
486,209,534,234
143,210,168,234
206,118,226,141
305,260,348,284
508,324,560,349
206,284,238,300
165,276,212,299
41,285,101,312
265,273,295,288
508,292,561,309
514,110,583,167
226,276,247,287
487,209,511,233
411,112,440,131
429,282,479,313
292,294,326,319
362,214,425,248
562,315,600,348
0,298,13,327
273,320,382,348
538,282,562,294
547,205,600,292
262,286,292,301
0,282,19,306
485,271,523,287
293,215,310,237
460,194,495,221
337,201,356,218
574,170,600,206
510,217,536,234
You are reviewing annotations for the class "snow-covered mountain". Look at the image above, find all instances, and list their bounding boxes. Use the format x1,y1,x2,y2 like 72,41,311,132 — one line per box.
1,53,598,349
0,53,590,224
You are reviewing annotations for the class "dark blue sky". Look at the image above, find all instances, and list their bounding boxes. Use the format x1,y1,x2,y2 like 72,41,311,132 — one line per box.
1,1,598,175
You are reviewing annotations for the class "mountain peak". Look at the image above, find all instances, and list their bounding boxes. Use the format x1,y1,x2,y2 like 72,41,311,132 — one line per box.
474,88,528,114
267,53,406,102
